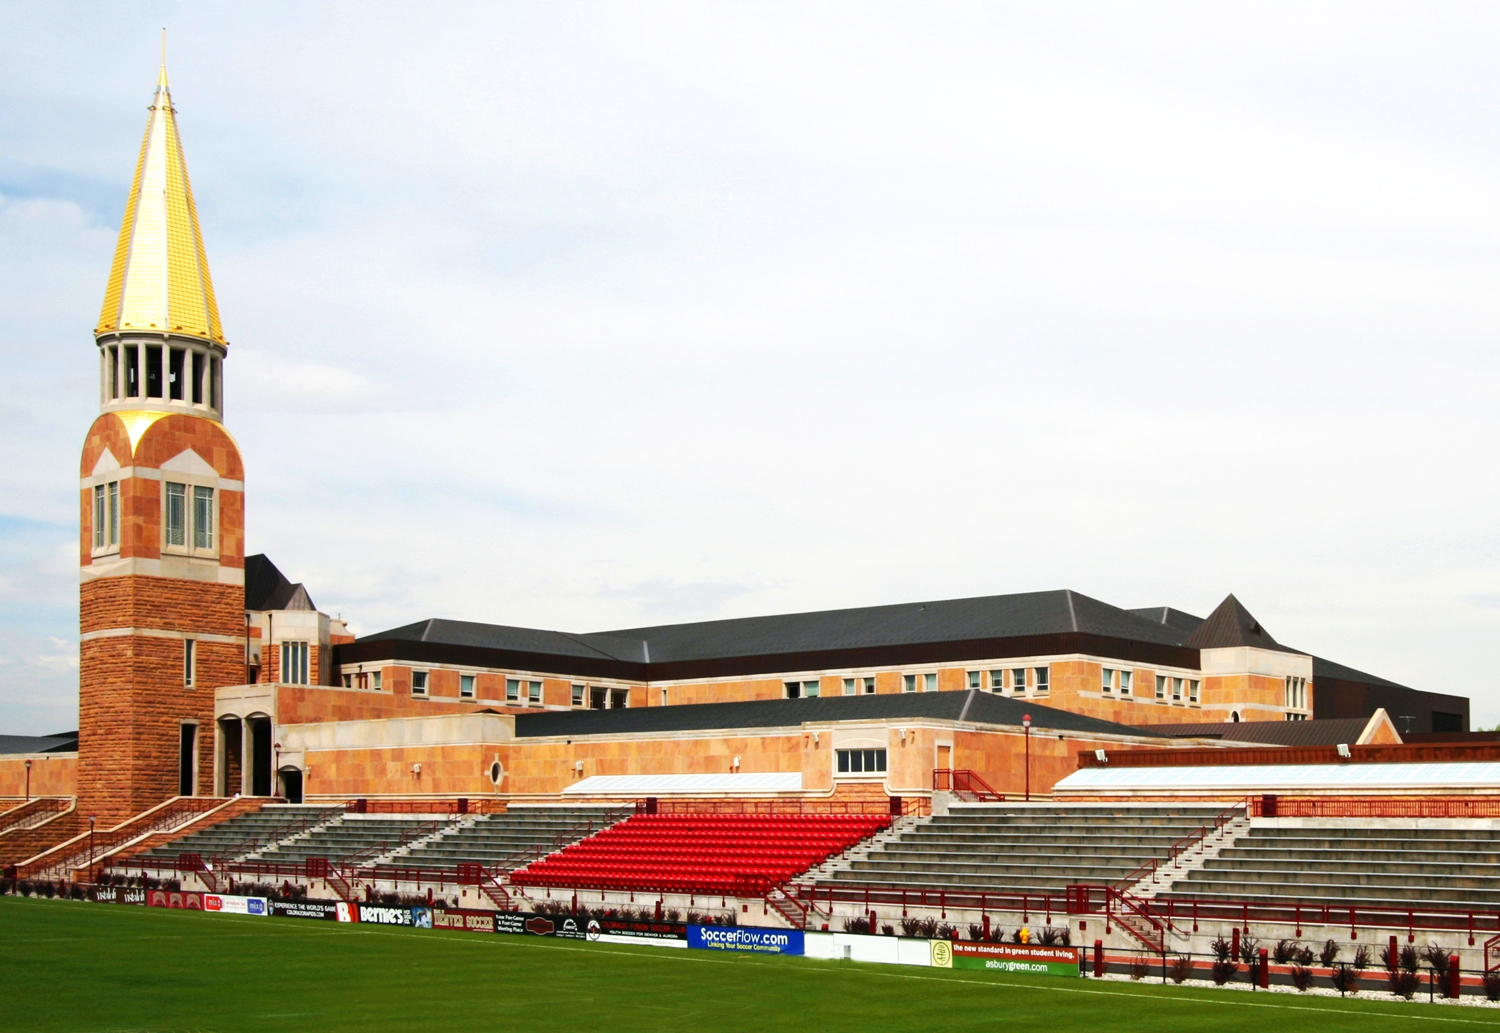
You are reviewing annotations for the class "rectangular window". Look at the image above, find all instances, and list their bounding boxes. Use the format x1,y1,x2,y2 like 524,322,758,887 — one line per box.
1012,669,1027,694
191,351,204,404
836,748,888,774
93,485,106,548
506,678,520,702
165,482,186,546
1034,668,1049,694
843,678,856,696
1189,679,1199,704
903,674,916,693
125,344,139,396
183,639,195,687
193,486,213,549
210,356,221,409
460,674,475,699
280,642,309,685
168,347,185,401
1120,670,1132,697
863,676,876,695
343,673,352,688
572,684,585,707
528,681,542,704
989,671,1003,691
1172,677,1183,702
923,673,937,693
1102,668,1114,694
1155,675,1167,700
803,680,820,698
412,670,428,696
108,481,119,546
967,671,981,690
109,345,120,398
146,345,163,398
372,670,382,691
785,680,802,699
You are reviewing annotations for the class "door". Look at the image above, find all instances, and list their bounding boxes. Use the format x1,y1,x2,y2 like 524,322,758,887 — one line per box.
936,744,951,777
178,723,197,796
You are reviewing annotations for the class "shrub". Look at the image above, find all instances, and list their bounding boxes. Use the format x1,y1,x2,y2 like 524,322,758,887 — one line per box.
1398,944,1418,973
1038,926,1069,946
881,924,895,937
1319,939,1341,967
718,911,737,927
1291,965,1314,991
1294,945,1315,966
1169,956,1194,984
68,884,85,901
1238,935,1261,966
934,923,955,941
1352,944,1371,970
1387,969,1418,999
1331,965,1361,995
1484,970,1500,1003
1211,959,1238,985
1210,936,1233,962
1129,958,1152,981
967,924,986,942
685,911,703,925
842,916,871,934
1274,939,1297,965
1379,941,1398,971
1420,943,1450,977
664,909,680,923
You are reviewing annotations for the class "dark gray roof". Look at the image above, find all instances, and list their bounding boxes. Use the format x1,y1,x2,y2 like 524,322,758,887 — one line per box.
1128,607,1205,636
245,554,316,612
1128,717,1375,747
0,732,78,755
1306,655,1411,691
1182,594,1300,654
361,618,648,663
516,689,1155,739
597,589,1187,663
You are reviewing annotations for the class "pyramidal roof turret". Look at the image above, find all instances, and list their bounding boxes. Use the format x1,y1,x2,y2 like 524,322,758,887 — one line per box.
96,63,224,346
1183,594,1288,651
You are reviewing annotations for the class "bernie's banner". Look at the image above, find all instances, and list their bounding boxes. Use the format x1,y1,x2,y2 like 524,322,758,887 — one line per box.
687,925,804,955
951,942,1080,976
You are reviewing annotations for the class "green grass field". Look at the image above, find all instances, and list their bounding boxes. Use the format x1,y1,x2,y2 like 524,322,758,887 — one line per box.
2,896,1494,1032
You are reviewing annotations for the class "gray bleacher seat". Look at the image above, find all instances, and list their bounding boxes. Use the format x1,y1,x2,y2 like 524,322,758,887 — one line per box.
393,806,625,871
135,805,344,864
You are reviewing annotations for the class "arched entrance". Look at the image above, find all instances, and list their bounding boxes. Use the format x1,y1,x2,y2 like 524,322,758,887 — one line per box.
278,767,303,804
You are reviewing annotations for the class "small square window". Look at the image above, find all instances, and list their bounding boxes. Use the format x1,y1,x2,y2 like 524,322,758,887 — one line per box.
803,680,820,698
506,679,520,702
460,674,475,699
572,684,585,707
785,680,802,699
1120,670,1132,697
1012,669,1027,693
1172,677,1183,702
989,670,1003,691
1102,668,1114,694
903,675,916,693
863,676,876,694
412,671,428,696
843,678,856,696
923,673,937,692
967,671,981,690
1189,679,1200,704
1034,668,1049,693
1155,675,1167,700
528,681,542,704
372,671,382,691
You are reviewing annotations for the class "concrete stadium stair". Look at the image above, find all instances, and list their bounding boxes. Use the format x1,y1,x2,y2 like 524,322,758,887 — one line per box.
381,805,625,870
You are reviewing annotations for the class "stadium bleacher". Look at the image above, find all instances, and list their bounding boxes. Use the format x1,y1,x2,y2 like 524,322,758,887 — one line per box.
392,805,624,869
254,815,442,864
133,805,343,865
1158,823,1500,911
511,813,890,895
804,804,1228,897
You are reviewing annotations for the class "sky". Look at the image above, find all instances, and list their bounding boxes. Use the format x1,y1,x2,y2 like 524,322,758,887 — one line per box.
1,2,1497,735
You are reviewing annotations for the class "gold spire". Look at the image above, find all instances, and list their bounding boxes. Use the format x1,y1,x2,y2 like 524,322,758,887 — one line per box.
96,63,225,345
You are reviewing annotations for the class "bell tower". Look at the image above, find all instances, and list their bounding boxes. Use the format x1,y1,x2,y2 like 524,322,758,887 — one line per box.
78,64,246,823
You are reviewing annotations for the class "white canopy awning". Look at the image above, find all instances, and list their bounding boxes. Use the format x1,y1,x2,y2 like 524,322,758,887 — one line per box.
562,772,804,795
1054,761,1500,794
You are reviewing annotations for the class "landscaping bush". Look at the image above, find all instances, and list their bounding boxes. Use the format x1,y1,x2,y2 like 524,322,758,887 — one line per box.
967,924,986,942
1168,956,1194,984
664,909,680,923
934,923,955,941
1129,957,1152,981
1387,969,1418,999
1210,935,1233,962
881,924,895,936
842,916,871,935
1420,943,1450,977
1331,965,1361,995
1294,945,1315,966
1210,959,1238,985
1237,935,1261,966
1319,939,1340,967
1290,965,1314,991
1038,926,1069,946
1398,944,1418,973
1483,970,1500,1002
1352,944,1371,970
1273,939,1297,965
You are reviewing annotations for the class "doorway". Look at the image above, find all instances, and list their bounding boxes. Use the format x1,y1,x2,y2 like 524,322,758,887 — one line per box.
179,723,198,796
936,744,951,773
278,768,303,804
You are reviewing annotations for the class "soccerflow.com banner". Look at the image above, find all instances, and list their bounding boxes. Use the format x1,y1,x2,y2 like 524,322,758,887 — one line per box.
687,926,804,955
951,942,1079,976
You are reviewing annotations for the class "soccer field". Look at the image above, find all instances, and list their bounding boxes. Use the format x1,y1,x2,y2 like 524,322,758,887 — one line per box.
1,896,1490,1032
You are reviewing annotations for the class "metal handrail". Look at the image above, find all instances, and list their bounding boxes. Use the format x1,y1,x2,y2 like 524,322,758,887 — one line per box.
0,797,73,836
1112,796,1250,892
932,769,1004,802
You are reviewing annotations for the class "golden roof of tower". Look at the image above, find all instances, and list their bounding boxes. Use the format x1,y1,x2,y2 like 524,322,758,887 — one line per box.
96,65,224,345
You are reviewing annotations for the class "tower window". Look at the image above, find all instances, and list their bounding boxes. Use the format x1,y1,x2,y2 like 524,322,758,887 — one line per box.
108,346,120,398
93,485,106,549
125,345,139,397
168,347,185,401
145,345,163,398
184,639,195,687
193,486,214,549
108,481,118,546
191,351,204,404
280,641,310,685
210,357,220,409
165,482,187,546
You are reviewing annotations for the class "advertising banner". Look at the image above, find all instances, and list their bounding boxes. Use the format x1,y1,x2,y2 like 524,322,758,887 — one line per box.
147,890,203,910
688,926,804,955
952,942,1079,976
92,887,146,906
335,902,358,923
270,900,340,920
587,917,688,947
356,903,417,926
433,908,495,933
204,894,267,916
494,912,587,940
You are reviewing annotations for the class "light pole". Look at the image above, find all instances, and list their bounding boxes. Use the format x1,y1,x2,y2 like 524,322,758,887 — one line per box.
1022,715,1032,801
24,759,31,801
88,815,97,884
274,742,282,799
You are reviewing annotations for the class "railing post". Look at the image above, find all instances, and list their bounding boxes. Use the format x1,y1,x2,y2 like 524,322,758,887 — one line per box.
1295,904,1301,937
1193,900,1199,933
1094,940,1103,978
1408,910,1415,944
